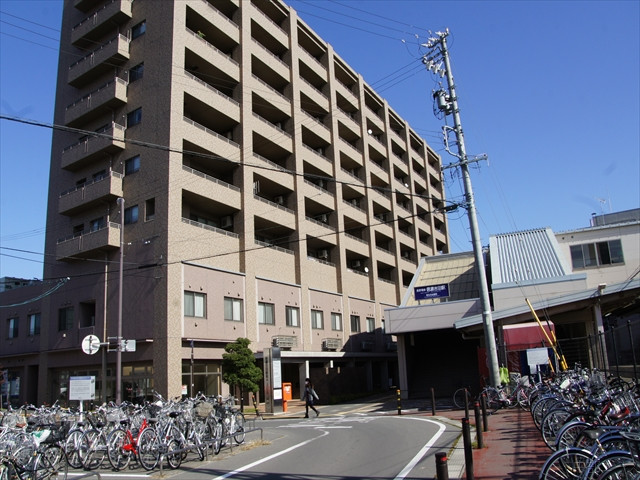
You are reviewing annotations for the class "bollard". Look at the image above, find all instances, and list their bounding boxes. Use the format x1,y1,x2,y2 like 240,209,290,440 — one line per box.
474,401,483,449
464,388,470,419
462,417,474,480
397,389,402,415
480,394,489,432
431,387,437,416
435,451,449,480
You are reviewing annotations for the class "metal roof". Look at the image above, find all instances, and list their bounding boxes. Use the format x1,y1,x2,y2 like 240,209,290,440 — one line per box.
489,228,569,285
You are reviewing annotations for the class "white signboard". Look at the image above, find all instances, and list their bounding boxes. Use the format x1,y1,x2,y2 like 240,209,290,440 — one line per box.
527,347,550,373
69,376,95,401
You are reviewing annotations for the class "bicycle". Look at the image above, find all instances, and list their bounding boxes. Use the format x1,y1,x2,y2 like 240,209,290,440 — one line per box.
106,415,150,470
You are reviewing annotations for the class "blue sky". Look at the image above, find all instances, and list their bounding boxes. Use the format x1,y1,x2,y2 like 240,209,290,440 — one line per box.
1,0,638,280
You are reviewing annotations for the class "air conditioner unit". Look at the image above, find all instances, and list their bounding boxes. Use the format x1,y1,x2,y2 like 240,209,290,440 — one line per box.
318,249,329,260
350,198,359,207
316,214,328,223
220,216,233,228
401,251,410,259
316,147,324,155
274,195,284,205
350,260,361,268
317,179,326,189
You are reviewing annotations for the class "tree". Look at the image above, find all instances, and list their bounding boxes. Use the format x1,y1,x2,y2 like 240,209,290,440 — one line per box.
222,337,262,411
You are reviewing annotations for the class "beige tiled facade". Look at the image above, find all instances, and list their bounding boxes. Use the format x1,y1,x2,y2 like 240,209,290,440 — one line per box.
3,0,448,406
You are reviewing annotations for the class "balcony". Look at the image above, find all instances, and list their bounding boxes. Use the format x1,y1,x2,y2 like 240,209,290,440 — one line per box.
56,222,120,261
64,77,128,127
71,0,133,45
59,172,123,215
68,34,130,86
61,122,126,171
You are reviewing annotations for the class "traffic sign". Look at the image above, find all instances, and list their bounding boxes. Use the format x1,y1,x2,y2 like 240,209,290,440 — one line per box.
120,339,136,352
81,335,101,355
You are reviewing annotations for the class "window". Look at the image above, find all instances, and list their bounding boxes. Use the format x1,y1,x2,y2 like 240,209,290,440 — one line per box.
145,198,155,221
127,108,142,127
285,306,299,327
224,297,243,322
73,224,84,237
570,239,624,269
331,312,342,331
350,315,360,332
124,205,139,224
311,309,324,329
129,63,144,82
258,302,275,325
28,313,40,336
7,317,18,339
125,155,140,175
92,170,106,181
80,302,96,328
366,317,375,333
58,307,74,331
89,217,105,232
184,291,206,318
131,20,146,39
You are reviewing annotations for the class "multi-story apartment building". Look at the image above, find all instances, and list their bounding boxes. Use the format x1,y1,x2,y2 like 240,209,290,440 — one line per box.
1,0,448,406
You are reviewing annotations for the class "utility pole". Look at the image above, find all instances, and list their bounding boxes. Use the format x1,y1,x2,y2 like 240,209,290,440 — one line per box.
116,197,125,404
423,30,501,387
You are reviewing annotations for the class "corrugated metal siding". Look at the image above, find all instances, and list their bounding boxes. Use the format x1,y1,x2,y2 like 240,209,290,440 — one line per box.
491,228,567,284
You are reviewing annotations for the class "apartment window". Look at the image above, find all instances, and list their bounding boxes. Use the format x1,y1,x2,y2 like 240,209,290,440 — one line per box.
131,20,146,40
366,317,376,333
7,317,18,339
125,155,140,175
124,205,139,224
224,297,243,322
258,302,275,325
58,307,74,331
184,291,206,318
28,313,41,336
145,198,155,221
89,217,105,232
570,239,624,269
129,63,144,82
311,309,324,329
285,306,300,327
350,315,360,332
80,301,96,328
331,312,342,331
127,108,142,127
73,224,84,237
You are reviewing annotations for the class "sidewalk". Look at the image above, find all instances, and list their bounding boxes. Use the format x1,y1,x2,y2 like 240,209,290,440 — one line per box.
265,396,550,479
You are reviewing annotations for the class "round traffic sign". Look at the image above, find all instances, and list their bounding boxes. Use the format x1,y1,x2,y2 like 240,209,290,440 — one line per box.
81,334,101,355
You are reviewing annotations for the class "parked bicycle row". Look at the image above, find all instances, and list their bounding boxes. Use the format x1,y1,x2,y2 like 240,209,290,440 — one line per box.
532,367,640,479
0,391,251,479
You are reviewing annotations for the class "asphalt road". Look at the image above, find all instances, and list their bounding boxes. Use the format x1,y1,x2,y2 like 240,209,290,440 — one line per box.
61,402,462,480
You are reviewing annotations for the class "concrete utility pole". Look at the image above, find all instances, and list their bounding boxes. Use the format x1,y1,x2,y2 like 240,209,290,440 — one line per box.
423,30,501,387
116,197,125,404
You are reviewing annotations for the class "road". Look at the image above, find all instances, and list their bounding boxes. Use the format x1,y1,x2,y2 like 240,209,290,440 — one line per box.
61,402,463,480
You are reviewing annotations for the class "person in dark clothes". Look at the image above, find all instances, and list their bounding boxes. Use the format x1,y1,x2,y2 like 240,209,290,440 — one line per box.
302,378,319,417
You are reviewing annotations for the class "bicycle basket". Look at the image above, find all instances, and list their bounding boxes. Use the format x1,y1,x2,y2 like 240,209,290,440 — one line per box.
195,401,214,418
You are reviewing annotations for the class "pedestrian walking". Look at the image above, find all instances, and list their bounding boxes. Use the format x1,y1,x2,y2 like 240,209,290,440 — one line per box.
302,378,319,418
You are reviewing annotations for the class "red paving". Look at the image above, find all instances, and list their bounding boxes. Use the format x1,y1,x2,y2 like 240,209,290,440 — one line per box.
438,406,551,479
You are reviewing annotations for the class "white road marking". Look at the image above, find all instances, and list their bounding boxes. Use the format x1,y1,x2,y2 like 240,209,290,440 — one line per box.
392,417,447,480
211,429,330,479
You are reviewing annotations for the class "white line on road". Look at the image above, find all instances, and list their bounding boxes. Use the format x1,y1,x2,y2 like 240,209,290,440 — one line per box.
211,429,330,480
392,417,447,480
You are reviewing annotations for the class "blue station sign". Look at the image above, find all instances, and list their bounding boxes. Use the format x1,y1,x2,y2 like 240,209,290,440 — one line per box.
414,283,450,300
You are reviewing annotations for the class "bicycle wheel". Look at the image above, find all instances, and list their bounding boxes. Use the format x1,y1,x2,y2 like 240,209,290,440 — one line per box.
583,451,634,480
482,387,502,410
165,438,182,469
555,421,589,451
541,407,573,450
80,429,107,470
34,444,66,480
232,412,246,445
137,428,159,471
211,419,223,454
193,420,208,460
453,388,470,410
598,462,640,480
107,428,132,471
64,428,85,469
538,447,594,480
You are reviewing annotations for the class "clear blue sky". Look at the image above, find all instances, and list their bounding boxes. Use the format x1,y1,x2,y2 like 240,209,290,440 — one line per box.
1,0,638,280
